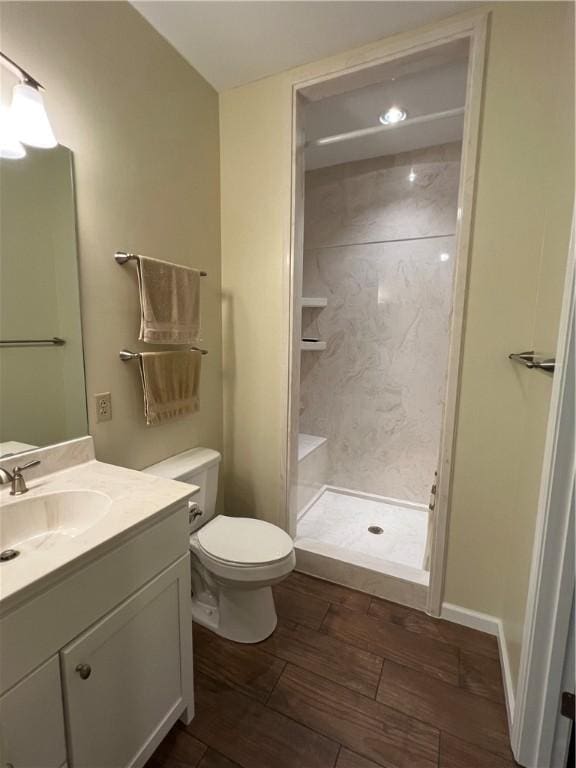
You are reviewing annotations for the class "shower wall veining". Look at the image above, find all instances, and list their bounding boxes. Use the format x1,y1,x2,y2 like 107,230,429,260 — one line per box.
300,143,461,504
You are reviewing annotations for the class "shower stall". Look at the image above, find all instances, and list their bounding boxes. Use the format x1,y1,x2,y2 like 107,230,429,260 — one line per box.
287,35,482,609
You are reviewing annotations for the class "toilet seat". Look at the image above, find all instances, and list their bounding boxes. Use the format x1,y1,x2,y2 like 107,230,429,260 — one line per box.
197,515,293,566
190,515,296,587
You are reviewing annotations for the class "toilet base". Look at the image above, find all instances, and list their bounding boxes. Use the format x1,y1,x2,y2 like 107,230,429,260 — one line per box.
191,584,278,643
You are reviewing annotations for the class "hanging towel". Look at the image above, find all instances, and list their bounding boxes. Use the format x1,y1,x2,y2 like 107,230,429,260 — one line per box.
136,255,201,344
138,350,201,426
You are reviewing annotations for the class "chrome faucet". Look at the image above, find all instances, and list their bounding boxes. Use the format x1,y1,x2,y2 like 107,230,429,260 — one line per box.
0,460,41,496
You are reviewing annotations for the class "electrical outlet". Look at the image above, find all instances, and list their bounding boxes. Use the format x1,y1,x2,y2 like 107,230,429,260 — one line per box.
95,392,112,422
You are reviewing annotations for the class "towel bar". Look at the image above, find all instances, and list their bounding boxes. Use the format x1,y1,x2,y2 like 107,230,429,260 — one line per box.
119,348,208,361
509,351,555,373
114,252,207,276
0,337,65,348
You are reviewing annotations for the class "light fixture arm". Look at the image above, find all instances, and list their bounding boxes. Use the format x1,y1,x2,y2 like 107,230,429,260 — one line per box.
0,51,43,91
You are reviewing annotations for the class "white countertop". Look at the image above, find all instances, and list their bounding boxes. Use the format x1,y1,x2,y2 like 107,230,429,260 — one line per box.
0,458,197,609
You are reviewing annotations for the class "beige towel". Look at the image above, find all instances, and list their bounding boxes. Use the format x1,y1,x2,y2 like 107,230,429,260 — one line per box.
136,255,201,344
138,350,201,426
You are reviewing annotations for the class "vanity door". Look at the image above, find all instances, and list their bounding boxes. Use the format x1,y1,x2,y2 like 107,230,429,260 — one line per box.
0,655,67,768
60,555,192,768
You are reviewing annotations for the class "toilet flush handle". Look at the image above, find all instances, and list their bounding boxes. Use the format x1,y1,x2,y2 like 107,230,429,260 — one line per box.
188,500,203,523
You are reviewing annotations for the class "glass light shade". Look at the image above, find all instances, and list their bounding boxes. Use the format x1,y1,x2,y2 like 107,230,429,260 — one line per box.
10,83,57,148
379,106,407,125
0,107,26,159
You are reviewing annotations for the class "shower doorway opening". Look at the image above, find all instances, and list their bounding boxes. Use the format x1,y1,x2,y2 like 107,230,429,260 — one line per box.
284,14,487,613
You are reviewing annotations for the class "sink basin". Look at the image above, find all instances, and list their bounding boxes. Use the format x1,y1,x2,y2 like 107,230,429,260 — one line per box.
0,490,112,555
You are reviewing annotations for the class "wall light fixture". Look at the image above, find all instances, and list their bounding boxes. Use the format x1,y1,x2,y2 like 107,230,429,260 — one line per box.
0,51,57,159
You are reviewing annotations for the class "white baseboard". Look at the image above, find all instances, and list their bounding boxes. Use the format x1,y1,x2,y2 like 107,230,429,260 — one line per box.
496,619,516,728
441,602,516,728
441,602,499,635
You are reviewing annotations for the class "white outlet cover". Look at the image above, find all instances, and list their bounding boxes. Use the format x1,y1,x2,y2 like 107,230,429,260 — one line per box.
94,392,112,422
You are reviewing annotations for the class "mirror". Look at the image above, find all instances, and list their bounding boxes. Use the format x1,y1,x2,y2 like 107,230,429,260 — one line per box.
0,145,88,457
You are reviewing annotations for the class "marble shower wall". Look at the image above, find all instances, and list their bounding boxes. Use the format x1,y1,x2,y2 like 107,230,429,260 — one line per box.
300,143,461,503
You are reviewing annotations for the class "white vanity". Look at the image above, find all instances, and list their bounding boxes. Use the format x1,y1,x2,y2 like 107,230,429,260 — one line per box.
0,437,197,768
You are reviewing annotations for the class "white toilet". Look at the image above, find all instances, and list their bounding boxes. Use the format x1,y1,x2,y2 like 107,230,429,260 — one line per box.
144,447,295,643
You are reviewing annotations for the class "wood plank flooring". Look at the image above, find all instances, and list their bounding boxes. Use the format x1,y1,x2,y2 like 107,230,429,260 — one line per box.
145,572,518,768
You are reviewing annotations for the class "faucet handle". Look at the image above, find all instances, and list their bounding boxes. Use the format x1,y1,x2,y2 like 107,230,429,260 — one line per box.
6,459,41,496
13,459,41,474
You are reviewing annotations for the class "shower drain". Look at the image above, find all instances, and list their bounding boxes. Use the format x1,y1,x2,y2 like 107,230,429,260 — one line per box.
368,525,384,535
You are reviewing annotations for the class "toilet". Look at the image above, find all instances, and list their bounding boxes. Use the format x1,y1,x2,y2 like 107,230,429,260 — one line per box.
144,447,295,643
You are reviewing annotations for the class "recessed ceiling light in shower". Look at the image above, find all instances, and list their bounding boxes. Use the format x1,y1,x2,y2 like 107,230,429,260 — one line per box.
379,106,407,125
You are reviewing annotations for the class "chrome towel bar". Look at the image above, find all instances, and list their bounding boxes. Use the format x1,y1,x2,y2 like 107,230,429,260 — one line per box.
119,348,208,361
114,252,207,276
0,337,65,348
509,351,555,373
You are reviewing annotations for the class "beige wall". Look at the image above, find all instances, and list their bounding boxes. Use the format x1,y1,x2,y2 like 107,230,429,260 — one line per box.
444,2,574,685
220,78,291,521
1,1,223,471
220,1,574,691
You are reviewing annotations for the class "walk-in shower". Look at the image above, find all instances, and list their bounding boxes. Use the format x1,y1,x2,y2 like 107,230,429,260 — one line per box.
289,39,476,608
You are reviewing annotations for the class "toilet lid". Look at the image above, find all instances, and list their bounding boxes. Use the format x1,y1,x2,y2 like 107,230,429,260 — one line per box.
197,516,293,565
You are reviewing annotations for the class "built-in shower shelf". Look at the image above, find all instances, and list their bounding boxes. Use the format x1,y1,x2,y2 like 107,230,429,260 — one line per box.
301,297,328,308
301,340,327,351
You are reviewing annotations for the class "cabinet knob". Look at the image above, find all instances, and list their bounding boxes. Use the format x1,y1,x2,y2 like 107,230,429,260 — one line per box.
75,663,92,680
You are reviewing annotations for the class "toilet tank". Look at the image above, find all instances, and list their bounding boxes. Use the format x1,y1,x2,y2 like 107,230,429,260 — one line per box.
144,448,221,531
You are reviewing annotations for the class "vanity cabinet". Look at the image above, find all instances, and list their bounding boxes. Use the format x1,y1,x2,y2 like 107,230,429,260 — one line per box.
0,503,194,768
61,557,190,768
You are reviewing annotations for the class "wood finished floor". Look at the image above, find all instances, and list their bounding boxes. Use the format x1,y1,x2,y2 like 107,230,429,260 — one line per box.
145,572,518,768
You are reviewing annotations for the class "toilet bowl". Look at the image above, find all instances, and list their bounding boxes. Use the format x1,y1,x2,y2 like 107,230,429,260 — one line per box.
144,448,295,643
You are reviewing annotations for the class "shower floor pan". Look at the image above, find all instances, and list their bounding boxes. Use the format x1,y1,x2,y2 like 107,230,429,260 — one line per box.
295,487,430,604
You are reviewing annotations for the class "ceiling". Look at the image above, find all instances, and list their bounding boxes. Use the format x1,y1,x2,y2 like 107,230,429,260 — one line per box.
305,50,468,169
132,1,481,91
